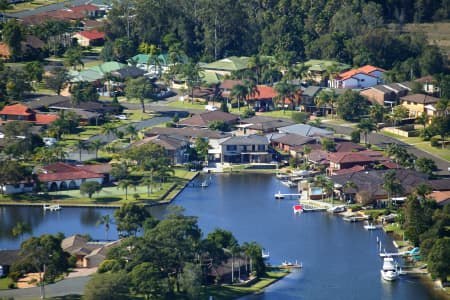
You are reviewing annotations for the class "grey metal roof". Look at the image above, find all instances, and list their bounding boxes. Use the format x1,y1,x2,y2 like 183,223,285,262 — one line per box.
220,135,269,145
301,86,322,97
278,124,333,137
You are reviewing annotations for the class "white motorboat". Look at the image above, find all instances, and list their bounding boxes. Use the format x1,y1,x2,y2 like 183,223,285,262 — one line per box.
327,205,346,213
364,221,382,230
262,250,270,259
200,180,209,188
281,180,297,188
280,260,302,268
380,257,399,281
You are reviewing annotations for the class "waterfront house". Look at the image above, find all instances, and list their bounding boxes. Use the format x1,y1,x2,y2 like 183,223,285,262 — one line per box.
37,162,107,191
179,110,239,128
327,150,390,175
219,135,271,163
0,104,58,126
133,134,190,164
270,133,316,154
62,235,121,268
0,250,20,276
399,93,440,119
237,116,294,135
329,65,385,89
360,83,411,106
278,123,333,138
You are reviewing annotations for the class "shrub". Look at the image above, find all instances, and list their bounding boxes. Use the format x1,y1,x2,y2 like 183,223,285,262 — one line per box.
430,136,440,147
291,112,308,124
8,271,21,282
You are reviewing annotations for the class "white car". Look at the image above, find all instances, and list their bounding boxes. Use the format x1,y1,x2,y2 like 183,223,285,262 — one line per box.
205,105,218,111
115,114,128,120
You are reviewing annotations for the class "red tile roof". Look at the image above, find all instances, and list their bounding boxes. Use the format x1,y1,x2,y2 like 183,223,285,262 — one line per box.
35,114,58,125
38,170,103,182
337,65,385,81
75,30,105,40
329,150,388,164
70,4,100,13
248,85,278,100
333,165,366,175
380,161,401,169
0,104,34,116
428,191,450,205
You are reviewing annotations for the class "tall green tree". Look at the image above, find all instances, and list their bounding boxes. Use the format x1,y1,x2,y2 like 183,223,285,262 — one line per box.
125,77,154,113
80,181,102,199
383,170,403,207
357,118,377,145
2,19,24,61
114,203,150,237
11,221,32,242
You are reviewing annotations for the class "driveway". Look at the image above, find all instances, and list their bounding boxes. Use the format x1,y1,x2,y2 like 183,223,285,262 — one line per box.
0,276,89,299
325,123,450,176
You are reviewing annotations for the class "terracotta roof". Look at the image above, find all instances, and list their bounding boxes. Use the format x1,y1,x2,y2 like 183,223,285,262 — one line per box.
380,161,401,169
34,114,58,125
219,80,243,90
75,30,105,41
0,104,34,116
329,150,388,164
81,163,112,174
39,170,103,182
42,162,79,173
428,191,450,205
248,85,278,100
70,4,100,13
400,94,440,104
333,165,366,175
337,65,385,81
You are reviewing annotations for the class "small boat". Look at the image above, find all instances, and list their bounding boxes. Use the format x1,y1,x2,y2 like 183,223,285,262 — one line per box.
327,205,346,213
281,180,296,188
293,204,303,214
262,250,270,259
364,221,382,230
200,180,209,188
43,204,61,211
381,257,399,281
280,260,302,268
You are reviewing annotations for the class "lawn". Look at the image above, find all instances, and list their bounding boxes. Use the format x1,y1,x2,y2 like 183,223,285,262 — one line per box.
380,131,450,162
201,271,288,300
167,100,206,110
257,110,293,119
0,277,13,290
6,0,61,13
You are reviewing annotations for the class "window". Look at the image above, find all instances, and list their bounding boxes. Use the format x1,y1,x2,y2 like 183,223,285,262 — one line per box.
226,145,237,151
258,144,266,151
242,145,247,151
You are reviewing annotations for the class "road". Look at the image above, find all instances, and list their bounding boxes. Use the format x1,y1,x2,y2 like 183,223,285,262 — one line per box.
0,276,89,299
325,123,450,176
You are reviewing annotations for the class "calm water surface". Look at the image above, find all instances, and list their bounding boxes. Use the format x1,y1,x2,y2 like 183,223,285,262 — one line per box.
0,174,445,299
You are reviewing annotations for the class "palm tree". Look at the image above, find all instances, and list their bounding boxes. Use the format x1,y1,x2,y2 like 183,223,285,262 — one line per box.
315,90,330,117
97,214,111,241
274,81,296,113
155,166,174,188
369,103,386,123
124,125,138,143
140,176,153,196
89,140,103,160
415,111,428,130
11,221,32,242
414,183,432,202
51,143,68,162
230,84,248,112
343,181,358,203
182,62,203,103
314,175,328,202
117,179,134,200
357,118,377,145
74,139,87,161
383,170,403,207
101,123,117,138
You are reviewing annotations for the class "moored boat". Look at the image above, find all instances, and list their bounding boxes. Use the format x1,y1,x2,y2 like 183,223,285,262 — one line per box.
293,204,303,214
280,260,302,268
363,221,382,230
380,257,399,281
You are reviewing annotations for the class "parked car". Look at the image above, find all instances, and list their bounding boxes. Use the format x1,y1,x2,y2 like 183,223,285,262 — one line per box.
312,111,322,117
115,114,128,120
205,105,218,111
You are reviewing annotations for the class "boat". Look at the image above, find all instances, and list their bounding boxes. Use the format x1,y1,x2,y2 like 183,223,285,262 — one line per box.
280,260,302,268
43,204,61,211
327,205,346,213
380,257,399,281
276,173,290,180
293,204,303,214
200,180,209,188
363,221,382,230
262,250,270,259
281,180,297,188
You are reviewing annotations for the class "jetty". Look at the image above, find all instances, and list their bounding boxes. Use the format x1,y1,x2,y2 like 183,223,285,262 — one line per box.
379,247,420,258
43,204,61,211
274,192,301,199
343,215,368,222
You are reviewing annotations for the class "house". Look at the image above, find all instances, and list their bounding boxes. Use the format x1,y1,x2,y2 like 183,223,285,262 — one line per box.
47,100,121,125
0,36,45,60
238,116,294,135
299,86,322,112
0,104,58,125
415,76,440,96
61,235,121,268
331,169,429,205
70,4,105,18
111,66,146,80
270,133,316,153
72,30,105,47
219,79,243,100
37,162,107,191
129,53,188,72
179,111,239,128
428,191,450,206
278,123,333,138
245,85,278,111
133,134,190,164
302,59,351,85
327,150,390,175
400,94,440,119
360,83,411,106
202,56,250,77
329,65,385,89
81,19,105,30
0,250,20,276
219,135,271,163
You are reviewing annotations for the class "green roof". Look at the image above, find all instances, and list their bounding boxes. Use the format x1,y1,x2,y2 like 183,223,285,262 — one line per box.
202,71,221,85
89,61,126,75
69,69,104,82
129,53,188,66
302,59,351,72
203,56,250,71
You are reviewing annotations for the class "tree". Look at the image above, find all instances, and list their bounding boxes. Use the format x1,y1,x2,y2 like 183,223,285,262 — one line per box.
45,67,70,95
415,157,437,175
74,139,87,161
70,81,99,104
369,103,386,123
182,62,203,103
383,170,403,207
130,262,166,299
315,90,330,117
390,105,409,128
0,161,31,195
64,46,84,70
414,183,432,201
80,181,102,199
351,130,361,143
429,115,450,149
124,124,138,142
427,238,450,281
89,140,103,160
241,108,255,119
320,138,336,152
114,203,149,237
11,221,32,242
25,61,44,85
208,120,230,132
101,123,117,138
291,112,308,124
97,214,111,241
140,176,154,196
416,111,428,131
125,77,154,113
275,81,296,113
357,118,377,145
84,271,129,300
336,90,369,121
194,137,209,162
117,179,134,201
230,84,248,112
0,0,12,23
2,19,24,61
179,262,202,299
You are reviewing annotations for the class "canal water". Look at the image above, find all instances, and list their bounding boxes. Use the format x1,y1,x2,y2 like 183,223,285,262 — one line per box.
0,174,444,299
